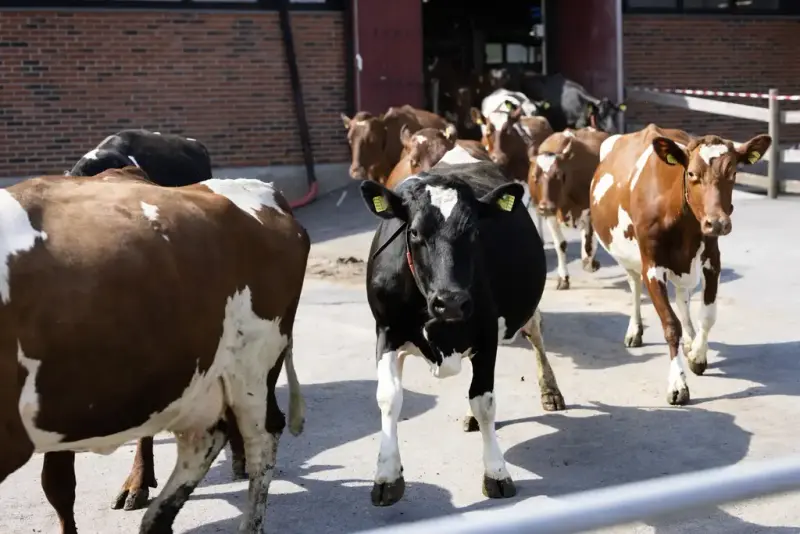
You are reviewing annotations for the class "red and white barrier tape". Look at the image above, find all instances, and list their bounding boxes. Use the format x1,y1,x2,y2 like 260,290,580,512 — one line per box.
630,87,800,101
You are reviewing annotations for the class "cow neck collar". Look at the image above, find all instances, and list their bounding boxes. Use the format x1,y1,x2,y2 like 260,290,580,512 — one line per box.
370,221,422,291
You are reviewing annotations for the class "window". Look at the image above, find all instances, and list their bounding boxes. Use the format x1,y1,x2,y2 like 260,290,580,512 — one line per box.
485,43,504,65
626,0,678,8
624,0,791,12
683,0,729,9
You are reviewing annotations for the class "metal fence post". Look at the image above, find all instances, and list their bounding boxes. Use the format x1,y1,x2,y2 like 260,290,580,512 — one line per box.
768,88,780,199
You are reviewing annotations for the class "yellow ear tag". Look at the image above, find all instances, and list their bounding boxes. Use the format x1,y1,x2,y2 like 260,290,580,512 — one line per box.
748,151,761,164
666,153,678,165
504,101,514,111
618,104,627,111
372,196,388,213
542,101,550,109
497,194,515,212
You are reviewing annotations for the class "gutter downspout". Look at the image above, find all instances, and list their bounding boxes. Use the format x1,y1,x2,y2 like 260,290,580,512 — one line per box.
615,0,625,133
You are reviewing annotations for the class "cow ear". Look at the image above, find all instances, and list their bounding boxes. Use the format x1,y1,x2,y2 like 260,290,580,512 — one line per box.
399,125,413,147
360,180,407,221
477,182,525,218
735,134,772,165
652,137,689,168
559,138,574,160
341,113,352,130
470,107,484,125
443,124,458,141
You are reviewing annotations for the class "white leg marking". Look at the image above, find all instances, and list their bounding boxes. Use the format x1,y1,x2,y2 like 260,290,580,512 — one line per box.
668,355,689,400
578,209,595,262
375,350,404,484
675,287,696,352
469,392,510,481
624,270,643,346
0,189,48,304
283,345,305,436
425,185,460,220
690,293,718,369
201,178,286,219
546,216,568,279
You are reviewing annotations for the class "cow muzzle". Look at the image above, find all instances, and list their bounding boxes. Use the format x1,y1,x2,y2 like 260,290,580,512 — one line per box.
700,215,732,236
429,290,473,322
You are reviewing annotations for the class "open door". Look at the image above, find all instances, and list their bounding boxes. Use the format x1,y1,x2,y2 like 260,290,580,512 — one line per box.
352,0,424,115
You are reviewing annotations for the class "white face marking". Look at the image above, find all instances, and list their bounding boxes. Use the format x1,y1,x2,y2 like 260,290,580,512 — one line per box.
375,349,404,484
140,201,159,222
201,178,286,222
597,206,642,273
413,134,427,145
469,392,510,481
629,144,654,191
546,216,568,279
21,286,287,454
699,144,729,165
536,154,557,173
563,130,576,138
438,144,480,165
83,148,100,161
425,185,459,220
0,190,48,304
593,173,615,204
127,155,141,168
668,356,688,397
599,134,621,162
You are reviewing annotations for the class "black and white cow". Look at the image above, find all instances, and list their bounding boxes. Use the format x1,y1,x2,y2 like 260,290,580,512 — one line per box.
359,147,566,507
68,129,212,186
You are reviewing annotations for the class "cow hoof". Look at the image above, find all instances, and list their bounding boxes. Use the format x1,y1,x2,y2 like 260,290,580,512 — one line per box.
688,358,707,376
667,387,691,406
112,486,149,511
624,325,644,348
463,415,480,432
371,477,406,507
582,258,600,273
482,476,517,499
556,277,570,290
231,458,248,480
541,390,566,411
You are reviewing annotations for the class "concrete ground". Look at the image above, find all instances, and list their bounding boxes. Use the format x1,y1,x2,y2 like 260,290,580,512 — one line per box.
3,182,800,534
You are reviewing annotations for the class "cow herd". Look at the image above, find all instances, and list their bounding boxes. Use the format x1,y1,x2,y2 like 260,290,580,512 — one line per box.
0,81,773,534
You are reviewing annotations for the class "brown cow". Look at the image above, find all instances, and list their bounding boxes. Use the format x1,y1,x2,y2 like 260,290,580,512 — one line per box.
385,127,490,189
590,124,771,405
0,167,310,533
529,127,610,290
341,105,450,182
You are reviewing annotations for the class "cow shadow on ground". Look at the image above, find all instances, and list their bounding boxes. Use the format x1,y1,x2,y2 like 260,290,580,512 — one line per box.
295,182,378,246
499,401,792,533
173,380,467,534
505,310,663,371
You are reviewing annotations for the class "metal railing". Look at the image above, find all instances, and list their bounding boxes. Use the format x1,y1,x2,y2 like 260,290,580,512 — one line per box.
626,86,800,199
357,454,800,534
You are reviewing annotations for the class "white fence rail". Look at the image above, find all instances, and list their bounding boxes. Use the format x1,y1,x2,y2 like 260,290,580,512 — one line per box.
358,454,800,534
626,87,800,198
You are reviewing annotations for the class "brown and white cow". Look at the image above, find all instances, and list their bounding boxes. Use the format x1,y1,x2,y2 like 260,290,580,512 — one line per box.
341,105,451,183
529,127,610,290
386,127,490,189
590,124,771,405
0,167,310,533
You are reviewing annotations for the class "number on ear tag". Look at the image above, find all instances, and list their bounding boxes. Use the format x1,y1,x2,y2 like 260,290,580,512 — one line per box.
372,196,388,212
666,153,678,165
748,151,761,164
497,194,515,212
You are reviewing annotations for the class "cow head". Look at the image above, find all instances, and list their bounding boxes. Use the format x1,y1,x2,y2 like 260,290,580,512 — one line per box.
361,176,524,322
652,133,772,236
578,99,626,134
400,126,457,174
529,136,575,217
341,111,389,180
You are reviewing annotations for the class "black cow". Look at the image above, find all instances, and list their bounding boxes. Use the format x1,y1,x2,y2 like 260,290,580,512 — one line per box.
68,129,212,186
360,149,566,507
522,73,626,133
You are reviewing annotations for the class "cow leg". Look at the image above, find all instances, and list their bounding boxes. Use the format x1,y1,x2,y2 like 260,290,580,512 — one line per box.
624,269,644,348
371,328,408,506
674,286,696,359
469,355,516,499
138,423,228,534
643,267,689,405
546,216,570,290
227,412,248,481
41,452,77,534
113,437,157,510
524,309,565,411
283,341,306,437
579,209,600,273
688,239,721,376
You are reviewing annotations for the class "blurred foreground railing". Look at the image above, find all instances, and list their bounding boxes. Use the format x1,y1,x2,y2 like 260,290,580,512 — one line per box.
357,454,800,534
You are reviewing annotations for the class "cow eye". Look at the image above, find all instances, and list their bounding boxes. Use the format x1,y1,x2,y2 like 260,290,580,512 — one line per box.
687,171,699,182
408,227,420,241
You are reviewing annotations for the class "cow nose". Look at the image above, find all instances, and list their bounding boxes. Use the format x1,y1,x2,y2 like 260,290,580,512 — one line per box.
701,216,732,236
430,290,473,321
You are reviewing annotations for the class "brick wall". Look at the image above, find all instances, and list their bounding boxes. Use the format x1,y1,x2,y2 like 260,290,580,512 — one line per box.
0,9,349,177
624,15,800,143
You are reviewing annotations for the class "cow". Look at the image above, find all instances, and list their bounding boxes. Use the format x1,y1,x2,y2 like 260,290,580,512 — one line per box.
529,127,610,290
68,129,213,186
0,167,310,534
478,88,548,138
522,73,625,133
360,148,565,506
589,123,771,405
386,127,490,189
341,105,451,182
